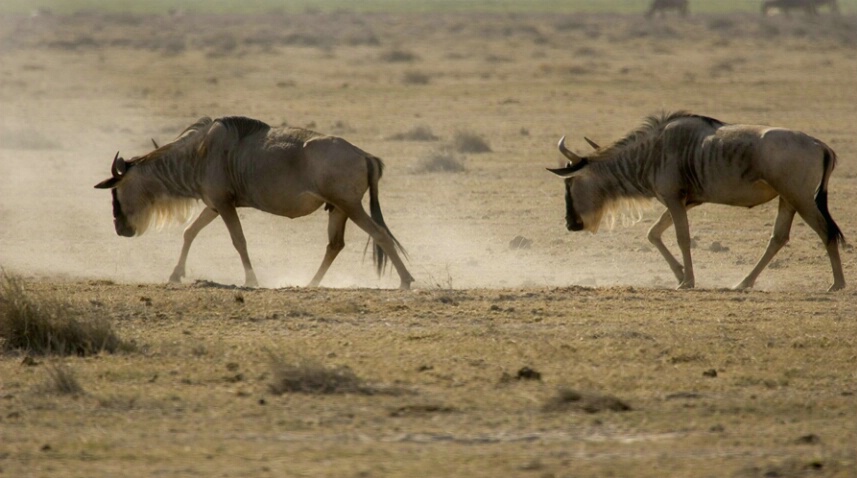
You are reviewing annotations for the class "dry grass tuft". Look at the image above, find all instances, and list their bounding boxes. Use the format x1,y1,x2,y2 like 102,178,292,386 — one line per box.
268,352,407,396
452,129,492,153
40,363,84,396
402,70,431,85
0,273,133,356
542,388,632,413
386,125,439,141
414,148,466,173
380,49,419,62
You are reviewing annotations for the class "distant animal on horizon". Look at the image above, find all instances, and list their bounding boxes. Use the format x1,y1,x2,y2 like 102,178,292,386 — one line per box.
547,111,845,291
761,0,840,15
646,0,689,18
94,116,414,289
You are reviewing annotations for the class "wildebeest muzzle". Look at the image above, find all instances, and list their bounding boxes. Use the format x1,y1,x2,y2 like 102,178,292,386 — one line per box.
564,184,585,231
111,189,135,237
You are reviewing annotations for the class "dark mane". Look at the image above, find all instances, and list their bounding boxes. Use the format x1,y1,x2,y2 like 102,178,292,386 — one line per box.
130,116,214,166
216,116,271,141
592,111,724,160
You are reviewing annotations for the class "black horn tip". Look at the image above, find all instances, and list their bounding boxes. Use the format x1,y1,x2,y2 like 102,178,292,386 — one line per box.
111,151,127,178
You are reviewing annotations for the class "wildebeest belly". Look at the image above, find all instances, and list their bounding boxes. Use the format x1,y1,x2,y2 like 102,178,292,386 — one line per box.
690,175,779,208
236,189,326,219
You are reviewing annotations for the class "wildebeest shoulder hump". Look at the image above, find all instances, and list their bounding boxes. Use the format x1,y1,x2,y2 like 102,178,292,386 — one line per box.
216,116,271,141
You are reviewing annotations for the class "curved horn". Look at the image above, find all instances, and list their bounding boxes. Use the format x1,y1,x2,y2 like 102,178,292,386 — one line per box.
110,151,127,178
583,137,600,150
557,136,582,163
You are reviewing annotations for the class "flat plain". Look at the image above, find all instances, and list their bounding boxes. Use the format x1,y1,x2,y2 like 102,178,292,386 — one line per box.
1,6,857,477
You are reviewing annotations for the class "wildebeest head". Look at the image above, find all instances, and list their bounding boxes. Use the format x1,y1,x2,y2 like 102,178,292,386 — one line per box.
94,152,142,237
547,136,604,233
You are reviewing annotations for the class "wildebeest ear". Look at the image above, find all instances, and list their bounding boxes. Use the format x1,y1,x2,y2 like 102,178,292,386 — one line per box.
546,158,589,178
94,177,120,189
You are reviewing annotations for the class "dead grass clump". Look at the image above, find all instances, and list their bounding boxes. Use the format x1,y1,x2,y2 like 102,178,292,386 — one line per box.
452,130,492,153
414,148,466,173
542,388,631,413
386,125,439,142
707,16,736,33
39,363,84,396
268,352,405,396
0,273,132,356
380,49,419,62
402,70,431,85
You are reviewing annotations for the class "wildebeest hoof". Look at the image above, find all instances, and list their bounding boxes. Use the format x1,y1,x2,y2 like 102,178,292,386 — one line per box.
677,281,695,290
168,273,183,284
828,282,845,292
733,281,753,290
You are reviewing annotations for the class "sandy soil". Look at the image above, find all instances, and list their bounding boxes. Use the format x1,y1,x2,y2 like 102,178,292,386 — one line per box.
1,10,857,478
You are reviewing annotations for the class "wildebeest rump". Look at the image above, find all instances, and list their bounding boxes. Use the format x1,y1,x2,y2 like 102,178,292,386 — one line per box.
94,116,414,289
548,111,845,291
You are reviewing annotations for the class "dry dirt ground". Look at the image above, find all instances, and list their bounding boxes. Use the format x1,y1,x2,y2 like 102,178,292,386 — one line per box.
1,10,857,478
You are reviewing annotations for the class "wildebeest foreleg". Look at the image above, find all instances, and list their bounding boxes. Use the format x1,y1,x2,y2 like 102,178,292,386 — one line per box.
735,197,795,290
345,207,414,290
308,207,348,287
170,207,219,283
647,209,685,286
667,201,696,289
217,204,259,288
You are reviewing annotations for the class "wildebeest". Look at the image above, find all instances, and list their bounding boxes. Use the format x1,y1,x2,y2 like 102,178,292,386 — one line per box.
94,116,414,289
646,0,689,18
761,0,840,15
548,111,845,291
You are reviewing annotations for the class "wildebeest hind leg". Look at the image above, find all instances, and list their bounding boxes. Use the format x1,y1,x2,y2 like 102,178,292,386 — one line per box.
308,207,348,287
170,207,219,283
793,201,845,292
736,197,795,290
346,207,414,290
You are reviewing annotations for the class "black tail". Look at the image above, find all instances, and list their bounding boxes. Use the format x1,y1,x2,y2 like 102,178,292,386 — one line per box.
365,156,408,276
815,147,845,246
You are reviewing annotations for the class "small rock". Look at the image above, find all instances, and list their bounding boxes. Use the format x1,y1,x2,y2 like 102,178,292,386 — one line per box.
708,241,729,253
796,434,821,445
509,235,532,250
21,356,40,367
516,366,542,381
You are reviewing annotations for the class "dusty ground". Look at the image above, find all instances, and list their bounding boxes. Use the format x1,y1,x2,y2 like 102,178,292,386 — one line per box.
1,10,857,478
